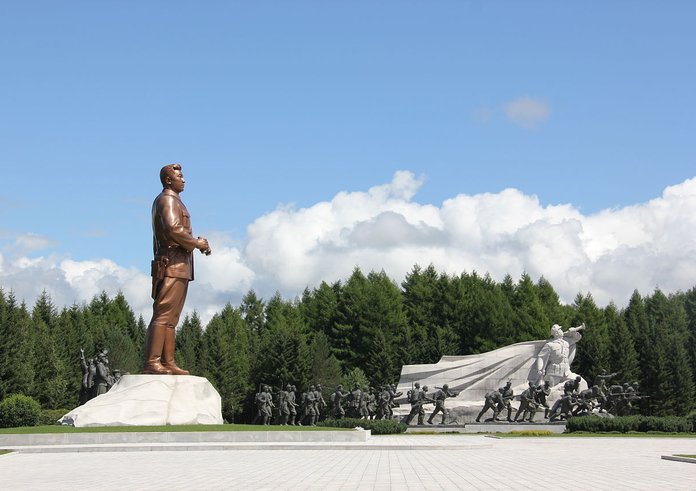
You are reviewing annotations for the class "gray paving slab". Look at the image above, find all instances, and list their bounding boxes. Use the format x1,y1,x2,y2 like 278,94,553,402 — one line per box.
0,429,370,447
0,435,694,490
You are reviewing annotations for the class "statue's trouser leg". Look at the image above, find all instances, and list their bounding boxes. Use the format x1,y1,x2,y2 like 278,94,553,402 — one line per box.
162,324,189,375
403,405,417,424
507,404,513,421
144,277,188,374
418,406,425,425
514,405,524,421
475,403,488,422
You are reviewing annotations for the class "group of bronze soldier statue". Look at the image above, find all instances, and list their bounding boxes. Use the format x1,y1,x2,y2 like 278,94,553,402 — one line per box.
476,370,646,423
402,383,461,425
78,347,123,405
252,383,405,426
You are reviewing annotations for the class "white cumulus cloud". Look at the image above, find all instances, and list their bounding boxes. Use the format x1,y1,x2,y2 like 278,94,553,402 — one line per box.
3,171,696,325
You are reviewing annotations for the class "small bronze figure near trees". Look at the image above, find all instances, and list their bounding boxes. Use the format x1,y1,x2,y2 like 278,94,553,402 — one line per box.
254,385,274,425
427,384,459,425
314,384,326,422
535,380,552,419
287,385,298,425
332,385,350,419
514,382,538,422
78,348,95,405
475,390,504,422
278,385,291,425
78,347,120,404
498,381,514,422
402,382,422,424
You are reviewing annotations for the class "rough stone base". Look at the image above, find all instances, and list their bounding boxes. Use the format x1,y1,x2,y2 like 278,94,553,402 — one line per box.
59,375,223,427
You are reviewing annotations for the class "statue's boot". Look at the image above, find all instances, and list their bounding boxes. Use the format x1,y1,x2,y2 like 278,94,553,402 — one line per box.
544,408,549,419
142,322,172,374
161,326,189,375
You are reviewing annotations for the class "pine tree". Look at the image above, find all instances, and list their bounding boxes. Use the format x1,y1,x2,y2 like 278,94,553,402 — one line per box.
681,287,696,391
512,272,549,340
176,311,204,375
536,277,569,326
365,329,397,388
200,304,251,422
307,332,343,391
401,264,457,364
0,293,35,400
570,293,609,383
29,318,69,408
604,303,639,382
254,294,310,391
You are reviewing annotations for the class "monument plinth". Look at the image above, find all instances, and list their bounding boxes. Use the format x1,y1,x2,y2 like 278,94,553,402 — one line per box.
59,375,223,427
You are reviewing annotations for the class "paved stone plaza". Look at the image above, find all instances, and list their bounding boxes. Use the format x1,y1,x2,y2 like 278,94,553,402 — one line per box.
0,435,694,490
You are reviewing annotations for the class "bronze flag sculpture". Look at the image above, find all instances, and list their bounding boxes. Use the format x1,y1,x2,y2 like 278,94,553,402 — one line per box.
142,163,211,375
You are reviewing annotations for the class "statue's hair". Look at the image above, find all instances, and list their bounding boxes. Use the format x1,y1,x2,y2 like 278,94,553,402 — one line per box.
160,163,182,186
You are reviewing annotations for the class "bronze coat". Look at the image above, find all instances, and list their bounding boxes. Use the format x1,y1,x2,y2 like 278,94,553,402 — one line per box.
151,188,198,281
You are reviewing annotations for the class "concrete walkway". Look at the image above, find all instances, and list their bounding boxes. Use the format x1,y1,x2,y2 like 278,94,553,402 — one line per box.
1,435,694,490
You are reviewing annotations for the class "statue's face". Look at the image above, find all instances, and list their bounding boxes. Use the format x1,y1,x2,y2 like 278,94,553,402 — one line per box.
166,168,186,193
551,325,563,338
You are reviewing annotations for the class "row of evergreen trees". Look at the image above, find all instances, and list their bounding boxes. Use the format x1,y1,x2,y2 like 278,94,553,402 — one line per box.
1,264,694,422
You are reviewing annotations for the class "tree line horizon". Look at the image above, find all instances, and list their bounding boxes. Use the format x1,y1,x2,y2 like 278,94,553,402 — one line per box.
0,264,694,422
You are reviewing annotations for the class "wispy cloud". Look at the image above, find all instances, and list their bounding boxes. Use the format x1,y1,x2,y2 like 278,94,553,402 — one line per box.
503,96,551,129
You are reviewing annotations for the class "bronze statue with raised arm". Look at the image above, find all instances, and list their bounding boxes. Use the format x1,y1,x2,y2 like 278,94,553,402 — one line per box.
142,163,211,375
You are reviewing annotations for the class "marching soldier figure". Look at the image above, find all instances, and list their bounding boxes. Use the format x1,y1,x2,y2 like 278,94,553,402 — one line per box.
427,384,459,425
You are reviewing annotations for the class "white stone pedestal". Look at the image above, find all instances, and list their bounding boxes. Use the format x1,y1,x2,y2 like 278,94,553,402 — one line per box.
59,375,223,427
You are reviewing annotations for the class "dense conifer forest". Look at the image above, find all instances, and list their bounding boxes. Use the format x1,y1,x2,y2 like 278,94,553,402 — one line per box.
1,265,694,422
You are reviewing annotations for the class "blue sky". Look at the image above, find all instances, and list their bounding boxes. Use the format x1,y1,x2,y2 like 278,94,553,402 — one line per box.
1,2,695,320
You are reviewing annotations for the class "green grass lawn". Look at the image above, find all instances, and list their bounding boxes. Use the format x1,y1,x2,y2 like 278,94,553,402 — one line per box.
0,450,13,456
0,424,350,434
674,454,696,458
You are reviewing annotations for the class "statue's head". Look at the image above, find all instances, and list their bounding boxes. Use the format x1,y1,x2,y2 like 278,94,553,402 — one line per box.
309,385,315,391
443,384,449,391
576,376,581,383
336,385,343,390
422,385,428,392
551,324,563,339
286,384,292,390
160,163,185,193
414,382,420,388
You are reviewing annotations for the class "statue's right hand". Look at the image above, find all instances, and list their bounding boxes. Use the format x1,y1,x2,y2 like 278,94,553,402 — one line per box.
197,237,211,255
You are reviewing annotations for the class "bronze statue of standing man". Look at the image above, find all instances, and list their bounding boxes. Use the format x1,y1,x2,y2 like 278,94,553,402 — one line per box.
142,164,211,375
